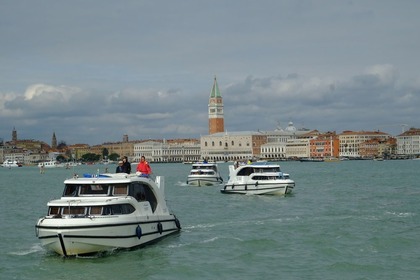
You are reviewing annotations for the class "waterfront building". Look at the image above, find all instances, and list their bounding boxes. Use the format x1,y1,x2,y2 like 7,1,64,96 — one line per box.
359,138,397,159
208,76,224,135
200,131,267,162
133,141,161,162
396,128,420,157
285,138,310,159
133,139,200,163
260,122,311,160
67,144,91,160
100,136,136,160
309,132,340,159
339,131,390,158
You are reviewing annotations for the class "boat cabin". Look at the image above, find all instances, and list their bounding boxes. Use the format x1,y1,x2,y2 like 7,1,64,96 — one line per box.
47,181,159,218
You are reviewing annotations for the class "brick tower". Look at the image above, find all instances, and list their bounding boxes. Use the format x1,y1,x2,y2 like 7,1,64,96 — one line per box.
52,132,57,149
208,76,224,134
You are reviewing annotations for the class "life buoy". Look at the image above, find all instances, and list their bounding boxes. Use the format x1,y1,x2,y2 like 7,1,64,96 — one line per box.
175,218,181,229
136,225,142,239
157,222,163,234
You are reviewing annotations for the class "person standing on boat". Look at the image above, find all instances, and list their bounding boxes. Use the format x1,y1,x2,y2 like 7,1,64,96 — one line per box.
136,156,152,177
116,161,124,173
121,156,131,174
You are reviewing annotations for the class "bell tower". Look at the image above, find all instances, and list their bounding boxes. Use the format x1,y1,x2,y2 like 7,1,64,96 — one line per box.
52,132,57,149
12,127,17,142
208,76,224,134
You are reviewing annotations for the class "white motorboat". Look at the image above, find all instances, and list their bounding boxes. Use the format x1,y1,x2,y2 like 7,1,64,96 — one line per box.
186,162,223,186
38,160,60,168
35,173,181,257
1,159,22,168
221,163,295,195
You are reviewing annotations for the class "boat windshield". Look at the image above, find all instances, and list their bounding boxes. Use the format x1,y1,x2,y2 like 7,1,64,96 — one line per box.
192,165,216,171
190,170,215,175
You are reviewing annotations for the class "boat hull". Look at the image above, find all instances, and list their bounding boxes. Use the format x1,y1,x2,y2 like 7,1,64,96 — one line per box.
221,182,294,195
36,215,181,256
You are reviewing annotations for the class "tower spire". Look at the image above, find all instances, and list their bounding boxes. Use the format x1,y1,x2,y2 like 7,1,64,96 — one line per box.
210,76,221,98
208,76,224,134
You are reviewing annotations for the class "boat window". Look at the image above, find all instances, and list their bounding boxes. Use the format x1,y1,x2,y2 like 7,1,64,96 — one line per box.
254,167,280,173
111,204,123,215
62,206,86,215
89,206,102,215
63,185,79,197
99,204,135,215
130,182,158,212
121,204,135,214
103,206,112,215
79,184,110,196
237,167,254,176
48,206,60,215
50,204,136,217
113,184,129,196
252,175,278,180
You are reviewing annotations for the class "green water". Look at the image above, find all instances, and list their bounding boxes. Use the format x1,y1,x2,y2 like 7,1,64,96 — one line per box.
1,160,419,279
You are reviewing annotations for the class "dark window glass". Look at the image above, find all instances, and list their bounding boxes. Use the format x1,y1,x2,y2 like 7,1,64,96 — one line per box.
130,183,158,212
63,185,78,197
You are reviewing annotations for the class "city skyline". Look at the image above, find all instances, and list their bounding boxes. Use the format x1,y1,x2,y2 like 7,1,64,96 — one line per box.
1,124,410,149
1,1,419,145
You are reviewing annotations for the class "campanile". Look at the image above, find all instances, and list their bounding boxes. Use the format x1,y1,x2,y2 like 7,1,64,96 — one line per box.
208,76,224,134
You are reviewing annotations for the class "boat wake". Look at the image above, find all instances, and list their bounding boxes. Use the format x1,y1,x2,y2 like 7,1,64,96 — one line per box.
9,244,44,256
168,235,243,249
385,211,415,218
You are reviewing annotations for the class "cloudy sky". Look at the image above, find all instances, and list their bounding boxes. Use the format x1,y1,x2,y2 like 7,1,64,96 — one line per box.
1,0,419,145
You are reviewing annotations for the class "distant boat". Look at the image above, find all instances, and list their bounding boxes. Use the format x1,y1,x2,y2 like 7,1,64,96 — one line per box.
38,160,60,168
186,162,223,186
299,157,324,162
324,157,340,162
221,162,294,195
2,159,22,168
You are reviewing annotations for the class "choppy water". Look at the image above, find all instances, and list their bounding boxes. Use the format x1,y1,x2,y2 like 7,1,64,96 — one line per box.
1,160,419,279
